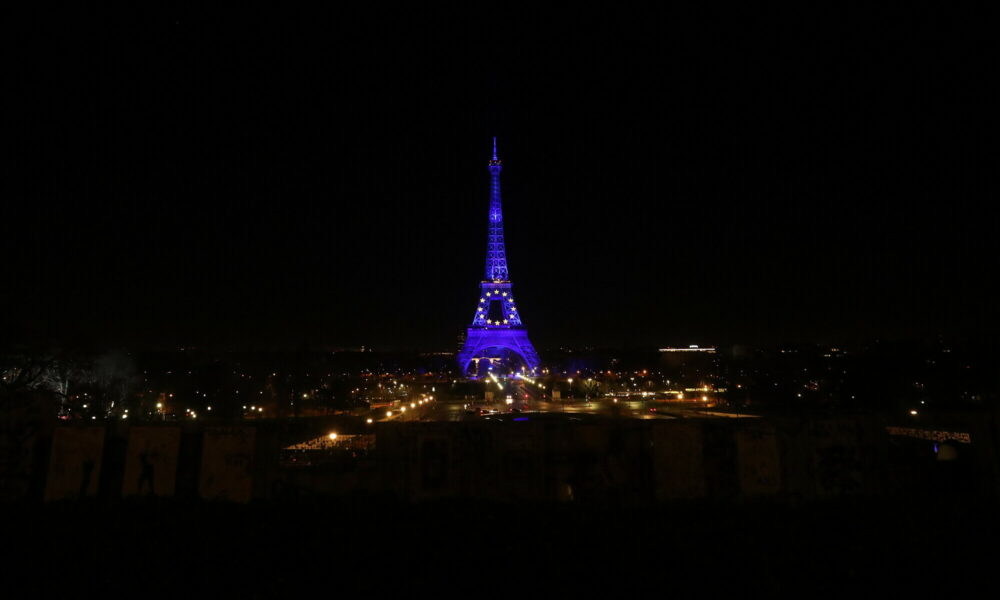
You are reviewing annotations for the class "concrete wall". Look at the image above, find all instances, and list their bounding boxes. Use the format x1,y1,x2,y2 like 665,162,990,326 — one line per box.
11,413,1000,503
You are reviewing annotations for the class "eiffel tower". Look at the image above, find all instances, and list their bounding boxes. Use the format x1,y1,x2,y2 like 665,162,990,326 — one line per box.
457,138,541,378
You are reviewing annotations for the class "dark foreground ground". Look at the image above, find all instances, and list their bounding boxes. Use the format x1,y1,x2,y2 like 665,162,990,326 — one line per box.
4,495,998,596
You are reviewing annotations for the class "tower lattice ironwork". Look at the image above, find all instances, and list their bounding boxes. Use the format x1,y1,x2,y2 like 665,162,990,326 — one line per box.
457,138,540,378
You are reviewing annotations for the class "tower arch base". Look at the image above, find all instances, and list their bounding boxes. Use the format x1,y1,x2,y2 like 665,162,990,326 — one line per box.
457,327,540,379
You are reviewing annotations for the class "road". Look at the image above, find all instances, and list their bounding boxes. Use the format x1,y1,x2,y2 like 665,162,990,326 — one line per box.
361,380,755,422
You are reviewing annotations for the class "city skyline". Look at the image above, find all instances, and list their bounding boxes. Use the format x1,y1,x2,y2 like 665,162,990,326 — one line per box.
4,9,998,595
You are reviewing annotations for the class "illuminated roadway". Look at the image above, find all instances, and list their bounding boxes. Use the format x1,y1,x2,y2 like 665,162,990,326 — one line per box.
363,380,754,423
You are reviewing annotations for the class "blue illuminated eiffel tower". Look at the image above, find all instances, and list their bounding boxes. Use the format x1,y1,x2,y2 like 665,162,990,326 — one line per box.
457,138,541,378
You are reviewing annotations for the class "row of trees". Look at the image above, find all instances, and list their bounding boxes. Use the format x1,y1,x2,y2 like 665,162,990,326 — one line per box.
2,349,137,420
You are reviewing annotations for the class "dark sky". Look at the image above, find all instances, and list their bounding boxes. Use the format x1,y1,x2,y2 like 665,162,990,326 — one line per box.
6,6,996,350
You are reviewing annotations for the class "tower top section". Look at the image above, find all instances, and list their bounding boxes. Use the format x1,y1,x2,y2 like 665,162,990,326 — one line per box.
489,136,502,168
484,137,508,281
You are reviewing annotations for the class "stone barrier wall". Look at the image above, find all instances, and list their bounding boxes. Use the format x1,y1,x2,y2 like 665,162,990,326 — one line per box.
7,413,999,503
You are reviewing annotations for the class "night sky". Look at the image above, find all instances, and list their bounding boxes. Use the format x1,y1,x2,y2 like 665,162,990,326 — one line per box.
6,7,995,350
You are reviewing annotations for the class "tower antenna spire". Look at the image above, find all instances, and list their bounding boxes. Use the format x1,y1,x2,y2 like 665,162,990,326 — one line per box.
492,136,498,161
